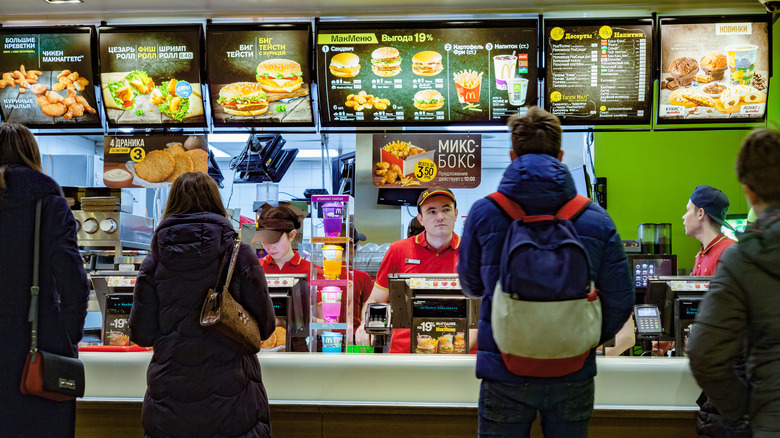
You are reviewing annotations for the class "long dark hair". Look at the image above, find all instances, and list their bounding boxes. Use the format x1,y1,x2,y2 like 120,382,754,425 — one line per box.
0,123,43,191
162,172,227,219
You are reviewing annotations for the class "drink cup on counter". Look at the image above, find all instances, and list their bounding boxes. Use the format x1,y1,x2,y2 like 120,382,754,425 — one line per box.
322,331,343,353
321,202,344,237
321,286,343,322
507,77,529,106
493,54,517,90
321,244,343,279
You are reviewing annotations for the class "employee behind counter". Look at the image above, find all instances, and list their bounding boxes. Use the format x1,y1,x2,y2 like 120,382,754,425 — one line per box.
356,187,472,352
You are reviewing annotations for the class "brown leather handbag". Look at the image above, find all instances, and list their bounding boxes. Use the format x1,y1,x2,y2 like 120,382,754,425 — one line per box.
199,240,262,355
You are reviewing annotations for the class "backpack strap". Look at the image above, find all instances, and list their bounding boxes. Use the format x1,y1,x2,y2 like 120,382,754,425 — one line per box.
487,192,527,220
556,195,592,221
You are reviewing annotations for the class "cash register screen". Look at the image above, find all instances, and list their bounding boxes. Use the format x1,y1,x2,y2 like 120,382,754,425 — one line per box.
646,276,710,338
627,254,677,303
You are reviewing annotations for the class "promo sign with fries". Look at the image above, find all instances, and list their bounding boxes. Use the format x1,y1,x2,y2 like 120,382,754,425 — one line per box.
372,134,481,189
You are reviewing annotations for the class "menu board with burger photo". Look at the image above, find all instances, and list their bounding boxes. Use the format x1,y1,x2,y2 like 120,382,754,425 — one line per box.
658,16,770,123
206,23,313,127
98,25,205,127
544,18,653,125
102,135,210,188
316,20,538,127
0,27,100,128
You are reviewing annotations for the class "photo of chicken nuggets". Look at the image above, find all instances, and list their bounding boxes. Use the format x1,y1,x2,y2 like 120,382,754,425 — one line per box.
165,152,195,182
135,150,175,183
186,148,209,173
166,142,186,156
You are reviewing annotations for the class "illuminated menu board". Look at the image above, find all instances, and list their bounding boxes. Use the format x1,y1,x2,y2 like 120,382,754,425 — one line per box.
316,20,538,127
206,23,313,127
0,27,100,128
658,16,769,123
544,18,653,124
98,25,205,127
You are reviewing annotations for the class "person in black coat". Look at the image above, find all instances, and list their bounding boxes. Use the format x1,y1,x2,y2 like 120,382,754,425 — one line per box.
130,171,276,438
0,123,90,438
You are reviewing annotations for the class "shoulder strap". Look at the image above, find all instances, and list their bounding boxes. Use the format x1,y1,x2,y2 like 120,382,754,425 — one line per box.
556,195,592,221
487,192,527,220
27,199,42,354
220,240,243,294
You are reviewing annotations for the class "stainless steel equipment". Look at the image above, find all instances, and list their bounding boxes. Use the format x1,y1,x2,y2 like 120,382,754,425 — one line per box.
73,210,154,256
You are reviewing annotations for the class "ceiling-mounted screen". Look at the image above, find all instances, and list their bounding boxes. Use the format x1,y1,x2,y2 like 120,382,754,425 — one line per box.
657,15,770,123
316,19,538,128
0,26,100,128
206,23,314,127
97,24,205,128
543,18,653,125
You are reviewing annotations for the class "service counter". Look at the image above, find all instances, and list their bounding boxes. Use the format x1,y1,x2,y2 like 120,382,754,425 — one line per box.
77,353,703,438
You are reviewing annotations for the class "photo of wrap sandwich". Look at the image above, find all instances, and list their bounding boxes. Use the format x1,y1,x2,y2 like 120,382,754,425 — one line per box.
125,70,155,94
149,78,204,122
101,72,136,110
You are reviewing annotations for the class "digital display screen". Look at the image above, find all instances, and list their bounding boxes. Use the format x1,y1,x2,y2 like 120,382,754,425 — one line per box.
658,16,769,123
98,25,205,127
636,307,657,317
0,27,100,128
631,257,676,288
316,20,538,127
544,19,653,124
206,23,313,127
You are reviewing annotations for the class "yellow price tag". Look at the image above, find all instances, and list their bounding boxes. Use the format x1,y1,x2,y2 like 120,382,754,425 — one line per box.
130,147,146,163
414,159,437,182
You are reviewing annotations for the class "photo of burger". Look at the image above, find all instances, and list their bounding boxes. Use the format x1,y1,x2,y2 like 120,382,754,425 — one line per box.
255,58,303,94
413,89,444,111
217,82,269,116
371,46,402,77
329,52,361,78
412,51,443,77
438,335,454,354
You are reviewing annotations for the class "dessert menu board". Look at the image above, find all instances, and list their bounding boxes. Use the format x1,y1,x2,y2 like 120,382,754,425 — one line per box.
0,27,100,128
98,25,205,127
206,23,314,127
544,19,653,124
316,20,538,127
658,16,769,123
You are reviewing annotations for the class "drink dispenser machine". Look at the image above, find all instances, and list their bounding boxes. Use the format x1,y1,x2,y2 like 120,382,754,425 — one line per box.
388,273,480,354
264,274,309,352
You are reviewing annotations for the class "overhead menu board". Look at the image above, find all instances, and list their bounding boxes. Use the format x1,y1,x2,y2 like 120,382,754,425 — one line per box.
316,20,538,127
658,16,770,123
98,25,205,128
544,18,653,124
206,23,314,127
0,26,100,128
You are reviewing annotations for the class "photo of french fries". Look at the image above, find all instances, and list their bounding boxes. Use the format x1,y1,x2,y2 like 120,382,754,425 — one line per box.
375,140,425,187
453,69,483,104
345,90,391,111
382,140,427,160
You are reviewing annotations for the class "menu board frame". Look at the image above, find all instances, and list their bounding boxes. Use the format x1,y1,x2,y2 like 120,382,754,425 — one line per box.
315,18,539,129
205,22,315,128
97,24,207,129
543,17,655,126
0,26,101,130
656,14,772,125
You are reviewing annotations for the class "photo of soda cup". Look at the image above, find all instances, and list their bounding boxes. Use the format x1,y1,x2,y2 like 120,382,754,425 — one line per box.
726,44,759,85
493,54,517,90
507,77,529,106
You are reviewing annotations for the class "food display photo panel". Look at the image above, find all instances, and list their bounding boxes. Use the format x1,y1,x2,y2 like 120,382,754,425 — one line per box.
0,26,100,128
316,20,538,128
543,18,653,125
103,135,209,188
97,25,205,128
658,15,770,123
206,23,313,127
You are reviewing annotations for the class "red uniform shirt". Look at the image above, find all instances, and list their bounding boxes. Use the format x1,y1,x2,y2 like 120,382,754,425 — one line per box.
692,234,735,276
259,250,312,276
374,231,460,353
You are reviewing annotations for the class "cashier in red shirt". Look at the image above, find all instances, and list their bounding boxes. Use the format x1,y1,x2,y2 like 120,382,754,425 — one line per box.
355,187,460,352
254,205,312,276
683,185,736,276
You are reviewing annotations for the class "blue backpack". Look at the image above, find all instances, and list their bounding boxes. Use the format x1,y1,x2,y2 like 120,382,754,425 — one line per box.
488,192,602,378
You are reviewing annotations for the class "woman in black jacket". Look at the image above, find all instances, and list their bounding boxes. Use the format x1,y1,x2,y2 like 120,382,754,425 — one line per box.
130,171,275,438
0,123,89,438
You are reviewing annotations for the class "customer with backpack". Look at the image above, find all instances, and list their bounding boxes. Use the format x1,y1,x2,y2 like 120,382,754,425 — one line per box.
458,107,634,437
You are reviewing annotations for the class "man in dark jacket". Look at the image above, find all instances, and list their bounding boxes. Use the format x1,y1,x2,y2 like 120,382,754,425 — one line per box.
458,107,634,437
688,127,780,437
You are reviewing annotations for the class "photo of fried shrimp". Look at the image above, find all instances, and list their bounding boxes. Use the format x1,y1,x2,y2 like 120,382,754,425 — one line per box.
135,150,176,183
345,90,391,111
453,69,484,89
0,65,42,89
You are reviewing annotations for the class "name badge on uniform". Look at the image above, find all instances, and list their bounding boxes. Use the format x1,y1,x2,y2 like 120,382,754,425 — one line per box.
405,258,421,265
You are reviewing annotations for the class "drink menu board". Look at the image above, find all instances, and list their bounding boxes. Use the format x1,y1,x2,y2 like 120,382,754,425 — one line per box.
206,23,313,127
544,19,653,124
98,25,205,127
316,20,538,127
658,16,769,123
0,27,100,128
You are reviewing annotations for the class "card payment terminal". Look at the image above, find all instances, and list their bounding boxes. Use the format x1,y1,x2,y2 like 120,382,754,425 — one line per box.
633,304,662,338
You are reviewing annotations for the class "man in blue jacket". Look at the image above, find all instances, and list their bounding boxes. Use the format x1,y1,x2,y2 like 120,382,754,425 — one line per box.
458,106,634,437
